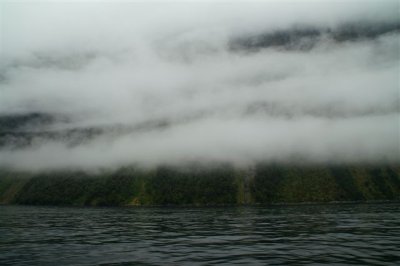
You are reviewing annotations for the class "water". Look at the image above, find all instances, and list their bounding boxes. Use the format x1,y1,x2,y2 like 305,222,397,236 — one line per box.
1,203,399,266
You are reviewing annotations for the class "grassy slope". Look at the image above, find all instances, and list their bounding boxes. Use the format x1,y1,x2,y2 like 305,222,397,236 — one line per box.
0,164,399,206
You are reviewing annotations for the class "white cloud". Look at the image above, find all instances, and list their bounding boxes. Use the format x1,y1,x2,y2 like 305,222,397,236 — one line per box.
0,0,399,170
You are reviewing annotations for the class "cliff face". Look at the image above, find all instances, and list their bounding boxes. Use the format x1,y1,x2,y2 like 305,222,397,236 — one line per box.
0,164,399,206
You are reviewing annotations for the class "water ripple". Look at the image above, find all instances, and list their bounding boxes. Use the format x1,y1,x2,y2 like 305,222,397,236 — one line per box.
1,203,400,265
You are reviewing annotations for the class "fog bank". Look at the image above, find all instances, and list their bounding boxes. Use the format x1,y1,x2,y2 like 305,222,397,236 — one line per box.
0,1,399,170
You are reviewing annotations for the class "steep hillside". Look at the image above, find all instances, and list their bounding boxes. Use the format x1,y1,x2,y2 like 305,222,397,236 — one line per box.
1,164,399,206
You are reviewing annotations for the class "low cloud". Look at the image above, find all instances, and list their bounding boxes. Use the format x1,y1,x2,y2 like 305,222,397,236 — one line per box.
0,1,399,170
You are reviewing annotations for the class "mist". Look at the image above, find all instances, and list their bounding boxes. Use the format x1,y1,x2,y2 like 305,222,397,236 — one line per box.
0,0,399,170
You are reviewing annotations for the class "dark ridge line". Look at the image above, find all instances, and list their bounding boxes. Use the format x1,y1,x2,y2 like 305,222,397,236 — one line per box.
229,22,400,52
243,101,400,119
1,102,399,149
2,52,98,71
0,115,190,149
0,112,60,132
0,110,215,149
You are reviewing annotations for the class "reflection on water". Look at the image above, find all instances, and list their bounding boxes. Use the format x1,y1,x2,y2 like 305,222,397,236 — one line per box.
1,203,399,265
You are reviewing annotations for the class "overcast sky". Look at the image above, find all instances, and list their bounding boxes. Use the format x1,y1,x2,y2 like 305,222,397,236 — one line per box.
0,0,399,170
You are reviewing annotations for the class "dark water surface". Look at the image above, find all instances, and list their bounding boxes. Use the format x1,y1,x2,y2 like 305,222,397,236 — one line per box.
1,203,399,265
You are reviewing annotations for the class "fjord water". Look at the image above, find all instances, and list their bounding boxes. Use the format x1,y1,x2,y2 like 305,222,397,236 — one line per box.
1,204,399,265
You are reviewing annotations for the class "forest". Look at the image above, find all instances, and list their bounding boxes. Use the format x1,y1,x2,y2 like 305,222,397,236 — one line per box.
1,163,399,206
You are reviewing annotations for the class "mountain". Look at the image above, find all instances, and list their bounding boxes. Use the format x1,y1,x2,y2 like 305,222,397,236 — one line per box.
1,164,399,206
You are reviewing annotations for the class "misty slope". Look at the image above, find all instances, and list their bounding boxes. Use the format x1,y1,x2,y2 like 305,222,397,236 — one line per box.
1,164,399,206
1,6,399,168
230,22,399,51
1,21,399,150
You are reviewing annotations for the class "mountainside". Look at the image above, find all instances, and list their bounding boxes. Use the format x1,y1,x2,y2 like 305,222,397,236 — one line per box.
1,13,399,207
1,164,399,206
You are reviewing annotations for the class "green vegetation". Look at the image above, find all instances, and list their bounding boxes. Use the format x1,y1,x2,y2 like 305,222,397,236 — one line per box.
251,164,400,203
0,164,399,206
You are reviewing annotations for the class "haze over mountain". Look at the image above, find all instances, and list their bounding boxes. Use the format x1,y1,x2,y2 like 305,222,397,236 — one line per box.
0,0,399,170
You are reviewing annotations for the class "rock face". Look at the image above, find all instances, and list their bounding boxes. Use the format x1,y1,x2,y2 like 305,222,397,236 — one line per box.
0,164,399,206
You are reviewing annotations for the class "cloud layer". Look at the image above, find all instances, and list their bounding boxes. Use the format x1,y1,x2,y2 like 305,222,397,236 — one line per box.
0,1,399,170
